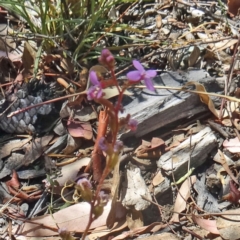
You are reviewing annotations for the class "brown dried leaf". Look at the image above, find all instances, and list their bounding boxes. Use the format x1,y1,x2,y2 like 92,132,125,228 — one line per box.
24,135,54,166
214,150,239,184
192,215,219,234
112,222,167,240
22,41,36,76
67,120,93,139
170,175,196,222
223,137,240,153
20,200,112,236
0,137,32,158
156,15,162,29
134,138,165,159
186,82,219,118
228,0,240,16
55,157,90,186
62,134,82,155
188,46,200,67
88,221,127,240
126,208,143,230
129,232,181,240
217,209,240,239
152,171,165,186
107,154,123,228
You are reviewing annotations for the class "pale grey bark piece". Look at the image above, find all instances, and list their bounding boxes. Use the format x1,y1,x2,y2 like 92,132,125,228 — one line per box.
120,70,216,139
157,127,217,180
121,167,151,211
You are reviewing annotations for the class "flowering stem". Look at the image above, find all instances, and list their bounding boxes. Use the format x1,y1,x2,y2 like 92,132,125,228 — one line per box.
110,68,121,93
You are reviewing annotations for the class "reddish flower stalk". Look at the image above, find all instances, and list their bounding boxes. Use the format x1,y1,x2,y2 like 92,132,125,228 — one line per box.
82,49,157,240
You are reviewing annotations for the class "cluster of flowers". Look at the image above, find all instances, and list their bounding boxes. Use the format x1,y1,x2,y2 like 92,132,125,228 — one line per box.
87,49,157,100
77,49,157,229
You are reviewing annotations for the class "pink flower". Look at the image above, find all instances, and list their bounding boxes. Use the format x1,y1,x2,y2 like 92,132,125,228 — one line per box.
127,60,157,91
99,49,115,69
98,137,108,151
128,118,138,131
113,140,123,153
87,71,103,100
77,178,92,190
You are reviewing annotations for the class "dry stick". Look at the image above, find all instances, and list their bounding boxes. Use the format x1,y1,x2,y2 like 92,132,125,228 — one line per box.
7,91,86,118
225,102,240,141
219,36,240,119
7,85,240,119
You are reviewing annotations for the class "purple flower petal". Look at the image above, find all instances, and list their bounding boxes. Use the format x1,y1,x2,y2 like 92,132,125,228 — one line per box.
146,70,157,78
89,71,99,86
77,178,92,189
114,140,123,153
99,137,108,151
132,60,145,72
96,88,103,99
87,86,95,100
144,78,155,91
127,70,142,81
128,119,138,131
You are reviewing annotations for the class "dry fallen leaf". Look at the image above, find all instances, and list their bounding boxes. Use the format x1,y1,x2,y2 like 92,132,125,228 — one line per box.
152,171,165,186
126,208,143,230
223,137,240,153
88,220,127,240
170,175,196,222
186,82,219,118
214,150,239,184
20,200,112,236
55,157,90,186
217,209,240,240
156,15,162,29
0,137,32,158
192,214,219,235
62,134,82,154
67,120,93,139
188,46,200,67
112,222,167,240
134,137,165,159
228,0,240,16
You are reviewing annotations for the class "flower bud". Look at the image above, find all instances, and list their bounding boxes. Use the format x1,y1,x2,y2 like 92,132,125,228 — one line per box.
98,137,108,152
93,205,104,219
76,178,92,202
98,49,115,69
128,118,138,131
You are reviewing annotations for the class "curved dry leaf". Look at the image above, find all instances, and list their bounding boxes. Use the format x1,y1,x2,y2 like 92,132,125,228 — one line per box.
55,157,90,186
188,46,200,67
67,120,93,139
170,175,196,222
156,15,162,29
216,209,240,239
62,134,82,155
0,137,32,158
192,215,219,235
152,171,165,186
228,0,240,16
112,222,167,240
126,208,143,230
186,82,219,118
223,137,240,153
20,200,112,236
211,39,238,52
88,221,128,240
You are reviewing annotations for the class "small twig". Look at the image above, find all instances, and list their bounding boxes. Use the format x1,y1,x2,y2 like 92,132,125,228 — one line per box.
7,91,86,118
